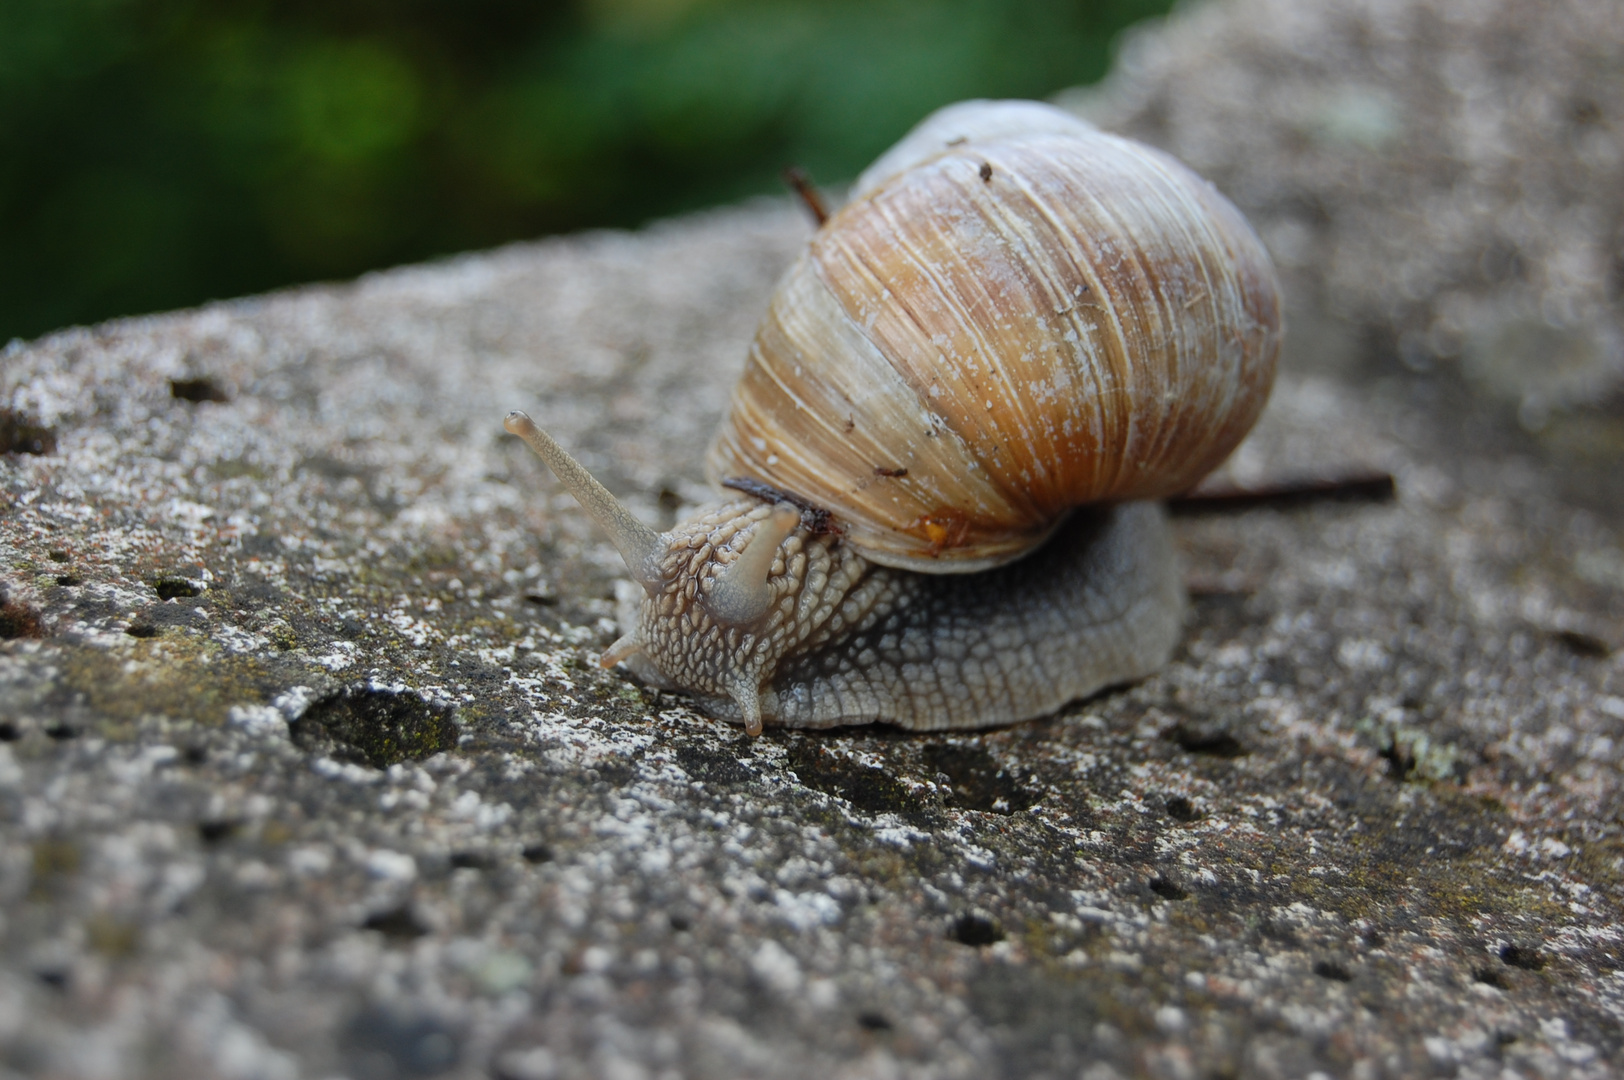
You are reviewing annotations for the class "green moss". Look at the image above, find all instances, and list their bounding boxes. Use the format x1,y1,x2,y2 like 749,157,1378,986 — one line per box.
57,637,285,732
85,914,141,958
1253,785,1567,934
265,620,299,651
1355,715,1468,782
849,847,912,885
406,545,462,573
209,459,268,481
31,838,81,878
29,838,80,901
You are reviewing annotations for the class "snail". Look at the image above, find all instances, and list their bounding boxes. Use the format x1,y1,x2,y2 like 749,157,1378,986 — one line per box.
505,99,1281,736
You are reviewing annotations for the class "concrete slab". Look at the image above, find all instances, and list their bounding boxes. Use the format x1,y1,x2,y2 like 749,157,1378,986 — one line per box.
2,0,1622,1076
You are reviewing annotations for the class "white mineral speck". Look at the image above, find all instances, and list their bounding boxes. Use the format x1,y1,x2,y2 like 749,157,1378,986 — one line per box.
749,940,803,996
364,848,418,882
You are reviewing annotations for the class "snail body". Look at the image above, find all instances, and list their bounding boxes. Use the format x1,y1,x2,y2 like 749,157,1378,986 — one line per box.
506,100,1280,735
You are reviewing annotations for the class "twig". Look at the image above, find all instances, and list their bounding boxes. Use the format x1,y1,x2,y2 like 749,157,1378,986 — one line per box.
1170,470,1396,515
782,166,829,226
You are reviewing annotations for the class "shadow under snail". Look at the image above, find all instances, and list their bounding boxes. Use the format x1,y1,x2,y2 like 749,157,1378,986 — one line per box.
506,100,1282,736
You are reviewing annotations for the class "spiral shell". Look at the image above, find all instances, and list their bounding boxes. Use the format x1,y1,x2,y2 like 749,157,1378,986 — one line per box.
707,101,1281,572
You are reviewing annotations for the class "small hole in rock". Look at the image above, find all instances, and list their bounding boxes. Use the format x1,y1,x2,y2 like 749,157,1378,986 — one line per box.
44,723,79,741
1571,97,1603,125
923,743,1039,813
0,410,56,455
1495,1030,1519,1046
1164,795,1199,822
1260,918,1299,945
449,851,493,871
183,745,208,765
524,590,558,607
289,687,459,769
521,843,555,864
1379,739,1417,781
54,574,82,587
857,1011,893,1031
363,905,428,940
125,623,160,639
1474,966,1511,989
0,597,46,639
35,968,69,990
1553,629,1610,658
1148,877,1187,901
169,377,231,403
1312,959,1353,982
1169,724,1246,758
0,722,18,742
154,578,203,601
344,1009,459,1076
668,913,692,932
1499,943,1545,971
197,820,238,844
787,742,926,815
656,487,684,525
948,913,1004,947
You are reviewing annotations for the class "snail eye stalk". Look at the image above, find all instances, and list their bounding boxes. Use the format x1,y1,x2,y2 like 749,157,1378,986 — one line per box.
705,503,800,627
504,410,663,592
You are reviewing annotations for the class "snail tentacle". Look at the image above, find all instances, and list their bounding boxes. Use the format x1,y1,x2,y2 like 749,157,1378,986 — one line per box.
598,631,644,670
729,678,766,738
703,502,801,626
505,411,664,590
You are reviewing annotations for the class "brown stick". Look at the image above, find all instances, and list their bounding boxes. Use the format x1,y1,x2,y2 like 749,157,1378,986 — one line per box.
1169,470,1396,515
782,166,829,226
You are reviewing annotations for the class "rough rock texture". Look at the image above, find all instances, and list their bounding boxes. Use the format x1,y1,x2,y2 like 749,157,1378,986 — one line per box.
2,0,1623,1077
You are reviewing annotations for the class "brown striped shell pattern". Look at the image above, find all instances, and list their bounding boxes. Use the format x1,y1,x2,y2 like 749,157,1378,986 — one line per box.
506,99,1281,736
709,99,1280,572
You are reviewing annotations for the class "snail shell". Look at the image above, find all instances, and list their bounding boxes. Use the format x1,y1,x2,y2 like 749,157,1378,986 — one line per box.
505,99,1280,735
708,100,1280,571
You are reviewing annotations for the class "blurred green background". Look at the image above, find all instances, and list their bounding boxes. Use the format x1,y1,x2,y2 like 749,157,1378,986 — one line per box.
1,0,1171,343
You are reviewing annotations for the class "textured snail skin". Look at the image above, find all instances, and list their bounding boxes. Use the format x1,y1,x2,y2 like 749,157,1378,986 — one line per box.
616,498,1181,732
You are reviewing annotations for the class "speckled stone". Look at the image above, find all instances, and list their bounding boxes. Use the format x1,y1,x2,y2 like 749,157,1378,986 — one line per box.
2,0,1623,1077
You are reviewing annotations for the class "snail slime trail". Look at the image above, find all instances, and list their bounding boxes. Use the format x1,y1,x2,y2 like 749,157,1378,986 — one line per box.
506,99,1281,735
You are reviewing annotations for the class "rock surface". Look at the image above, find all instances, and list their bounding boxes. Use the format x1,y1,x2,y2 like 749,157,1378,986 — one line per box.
3,0,1623,1077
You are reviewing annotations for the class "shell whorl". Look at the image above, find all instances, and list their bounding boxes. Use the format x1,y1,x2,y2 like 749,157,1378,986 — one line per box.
707,102,1281,572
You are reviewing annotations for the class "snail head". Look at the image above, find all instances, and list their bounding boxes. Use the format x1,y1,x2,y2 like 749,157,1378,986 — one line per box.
505,411,851,735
